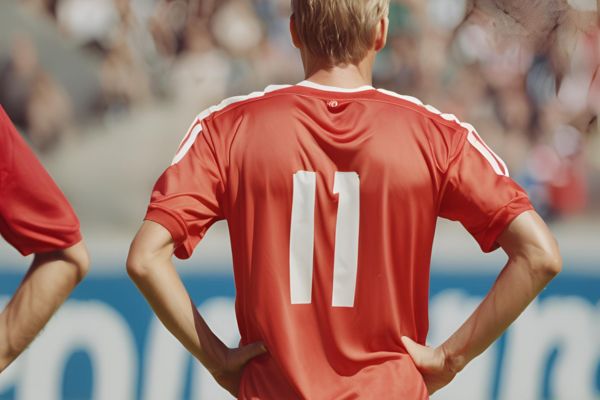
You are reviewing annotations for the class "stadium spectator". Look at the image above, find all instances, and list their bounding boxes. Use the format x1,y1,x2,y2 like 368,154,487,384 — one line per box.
1,0,597,217
0,34,73,152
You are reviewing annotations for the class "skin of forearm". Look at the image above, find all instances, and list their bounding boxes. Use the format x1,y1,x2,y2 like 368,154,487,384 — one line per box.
128,222,268,397
128,257,228,373
0,251,86,371
440,252,558,372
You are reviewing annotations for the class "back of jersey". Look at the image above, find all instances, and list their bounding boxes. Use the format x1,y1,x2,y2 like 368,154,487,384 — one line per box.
146,81,532,399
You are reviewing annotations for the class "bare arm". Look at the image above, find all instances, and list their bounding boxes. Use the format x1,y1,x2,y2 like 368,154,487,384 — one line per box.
126,221,266,397
0,241,89,372
402,211,562,394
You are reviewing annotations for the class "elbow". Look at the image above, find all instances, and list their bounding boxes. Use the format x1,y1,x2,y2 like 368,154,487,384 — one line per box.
126,248,151,282
61,241,90,282
74,249,90,282
126,223,173,282
540,251,562,277
530,241,562,279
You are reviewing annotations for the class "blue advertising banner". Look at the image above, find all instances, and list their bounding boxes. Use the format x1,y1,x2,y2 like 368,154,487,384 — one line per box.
0,264,598,400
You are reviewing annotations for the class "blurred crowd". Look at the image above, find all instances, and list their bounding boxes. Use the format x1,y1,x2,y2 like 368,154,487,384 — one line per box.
0,0,598,219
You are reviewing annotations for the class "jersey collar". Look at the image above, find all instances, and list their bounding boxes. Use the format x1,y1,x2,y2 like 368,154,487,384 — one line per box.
297,80,374,93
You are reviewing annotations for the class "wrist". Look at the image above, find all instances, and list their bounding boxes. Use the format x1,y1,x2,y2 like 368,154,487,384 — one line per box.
204,340,230,376
439,343,467,374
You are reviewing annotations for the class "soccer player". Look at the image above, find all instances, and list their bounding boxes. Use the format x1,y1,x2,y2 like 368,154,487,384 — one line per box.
0,106,89,372
127,0,561,398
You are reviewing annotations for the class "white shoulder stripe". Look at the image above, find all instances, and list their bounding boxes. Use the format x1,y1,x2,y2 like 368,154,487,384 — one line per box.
467,131,505,176
377,88,509,176
470,130,509,176
172,84,292,165
172,123,203,165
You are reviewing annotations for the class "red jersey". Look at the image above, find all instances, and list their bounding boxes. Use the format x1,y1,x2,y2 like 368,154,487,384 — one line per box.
0,106,81,256
145,81,533,399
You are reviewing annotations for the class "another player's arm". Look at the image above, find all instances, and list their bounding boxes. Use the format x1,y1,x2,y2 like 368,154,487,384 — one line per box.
127,220,266,397
402,210,561,394
0,241,89,372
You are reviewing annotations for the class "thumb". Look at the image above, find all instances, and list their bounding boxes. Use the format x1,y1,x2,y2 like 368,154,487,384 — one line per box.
401,336,429,366
237,341,268,364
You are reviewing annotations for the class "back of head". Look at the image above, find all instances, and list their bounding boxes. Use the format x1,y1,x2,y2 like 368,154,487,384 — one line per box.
291,0,390,67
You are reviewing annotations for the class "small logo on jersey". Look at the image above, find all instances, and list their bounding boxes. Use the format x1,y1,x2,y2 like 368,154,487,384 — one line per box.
327,100,339,108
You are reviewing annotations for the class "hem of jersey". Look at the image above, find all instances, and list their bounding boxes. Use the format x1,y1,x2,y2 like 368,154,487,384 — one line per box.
144,207,192,259
13,231,83,257
477,197,534,253
297,80,374,93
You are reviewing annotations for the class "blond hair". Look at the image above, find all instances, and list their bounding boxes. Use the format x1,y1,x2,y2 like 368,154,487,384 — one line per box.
291,0,390,66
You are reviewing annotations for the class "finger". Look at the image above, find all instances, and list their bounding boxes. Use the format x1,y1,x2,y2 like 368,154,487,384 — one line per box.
237,341,268,365
401,336,428,365
401,336,421,354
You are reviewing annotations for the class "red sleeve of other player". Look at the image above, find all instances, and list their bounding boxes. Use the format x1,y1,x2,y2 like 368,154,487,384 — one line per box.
438,128,533,252
144,118,226,259
0,107,82,256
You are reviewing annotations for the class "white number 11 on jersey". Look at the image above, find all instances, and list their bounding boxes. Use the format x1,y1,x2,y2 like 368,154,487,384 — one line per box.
289,171,360,307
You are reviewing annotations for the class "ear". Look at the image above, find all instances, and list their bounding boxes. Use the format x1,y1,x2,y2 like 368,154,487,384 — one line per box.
373,16,389,52
290,14,302,49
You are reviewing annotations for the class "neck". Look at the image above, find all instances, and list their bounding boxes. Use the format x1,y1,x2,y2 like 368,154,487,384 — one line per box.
303,54,375,89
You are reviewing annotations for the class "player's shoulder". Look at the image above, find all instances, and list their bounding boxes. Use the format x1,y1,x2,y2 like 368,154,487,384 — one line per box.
373,87,472,136
194,84,295,124
0,106,17,155
373,88,480,169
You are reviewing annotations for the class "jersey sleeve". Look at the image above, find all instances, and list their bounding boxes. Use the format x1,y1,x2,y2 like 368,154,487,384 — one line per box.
144,117,226,259
0,107,82,256
438,129,533,252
